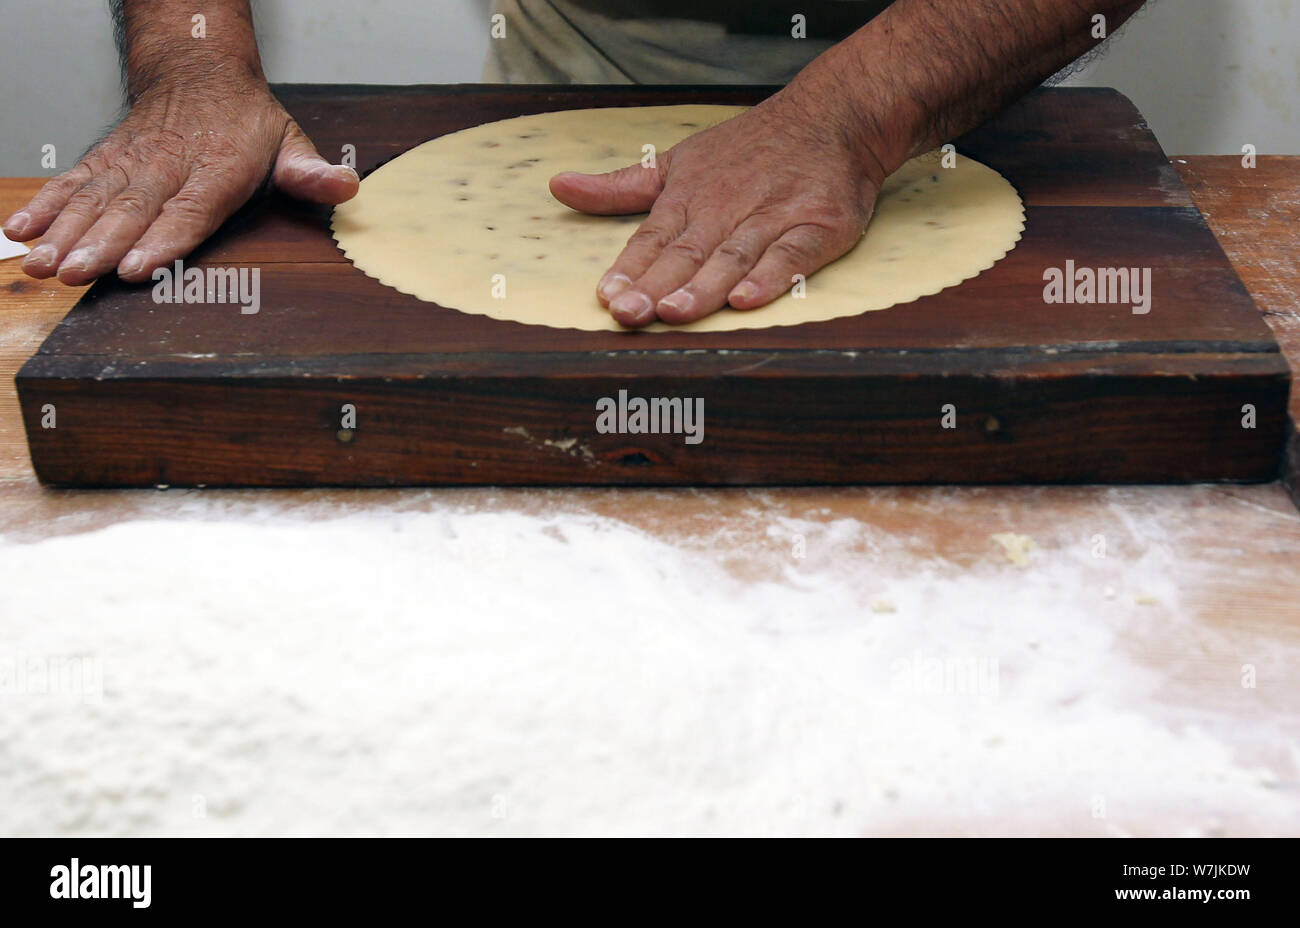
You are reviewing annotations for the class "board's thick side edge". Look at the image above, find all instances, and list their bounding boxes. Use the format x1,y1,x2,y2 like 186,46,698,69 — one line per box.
15,365,1289,488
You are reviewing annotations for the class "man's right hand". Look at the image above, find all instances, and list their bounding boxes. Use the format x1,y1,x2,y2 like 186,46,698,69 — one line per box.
3,79,358,285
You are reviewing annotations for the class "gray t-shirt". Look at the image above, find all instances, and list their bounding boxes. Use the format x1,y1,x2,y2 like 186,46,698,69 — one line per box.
484,0,891,84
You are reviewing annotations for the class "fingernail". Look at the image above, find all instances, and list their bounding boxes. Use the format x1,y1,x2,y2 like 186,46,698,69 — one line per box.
24,244,57,268
317,163,356,181
610,290,654,324
597,272,631,301
61,248,95,273
119,250,145,276
658,289,694,316
338,165,359,181
730,282,758,305
5,211,30,235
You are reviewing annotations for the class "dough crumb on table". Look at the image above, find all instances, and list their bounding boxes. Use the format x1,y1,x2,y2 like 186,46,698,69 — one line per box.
990,532,1036,568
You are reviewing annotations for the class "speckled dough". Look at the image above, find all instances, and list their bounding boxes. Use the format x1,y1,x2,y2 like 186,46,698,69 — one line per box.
331,105,1025,332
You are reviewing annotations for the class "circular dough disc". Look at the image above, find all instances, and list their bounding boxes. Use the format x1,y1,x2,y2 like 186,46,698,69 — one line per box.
331,105,1024,333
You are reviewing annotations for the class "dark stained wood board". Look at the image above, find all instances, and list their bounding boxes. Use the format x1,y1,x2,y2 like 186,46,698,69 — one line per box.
15,85,1291,486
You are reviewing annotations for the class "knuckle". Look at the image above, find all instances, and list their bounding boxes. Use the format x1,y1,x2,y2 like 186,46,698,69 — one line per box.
163,191,216,227
800,197,866,230
769,234,818,264
74,147,117,180
43,164,94,197
102,162,131,189
50,159,131,215
773,217,859,264
76,149,108,175
626,224,676,250
110,187,155,219
45,173,80,195
715,238,756,266
664,237,709,266
64,184,113,217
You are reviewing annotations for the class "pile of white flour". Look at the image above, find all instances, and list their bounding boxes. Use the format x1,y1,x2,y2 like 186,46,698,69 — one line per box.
0,497,1294,836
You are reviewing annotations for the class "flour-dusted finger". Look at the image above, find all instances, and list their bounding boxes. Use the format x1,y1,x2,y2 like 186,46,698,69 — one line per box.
596,199,688,317
117,175,251,282
609,222,735,327
23,164,131,279
728,222,860,310
53,177,184,285
3,158,108,244
653,218,784,324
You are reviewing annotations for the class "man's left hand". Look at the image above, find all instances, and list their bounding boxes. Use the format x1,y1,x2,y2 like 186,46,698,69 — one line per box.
549,91,887,328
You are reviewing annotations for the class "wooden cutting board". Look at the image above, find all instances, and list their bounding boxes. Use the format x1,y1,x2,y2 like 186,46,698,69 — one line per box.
15,85,1290,486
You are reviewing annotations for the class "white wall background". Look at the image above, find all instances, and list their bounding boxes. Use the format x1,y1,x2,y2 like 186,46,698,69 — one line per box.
0,0,1296,177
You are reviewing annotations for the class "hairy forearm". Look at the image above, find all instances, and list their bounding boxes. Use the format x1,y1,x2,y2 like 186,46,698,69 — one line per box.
112,0,267,101
789,0,1148,178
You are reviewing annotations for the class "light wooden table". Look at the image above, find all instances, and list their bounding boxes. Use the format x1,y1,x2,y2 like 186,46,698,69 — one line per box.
1,163,1298,836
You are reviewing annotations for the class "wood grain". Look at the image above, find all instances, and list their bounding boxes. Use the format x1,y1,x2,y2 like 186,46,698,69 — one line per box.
9,86,1294,486
1174,157,1300,506
0,177,89,481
